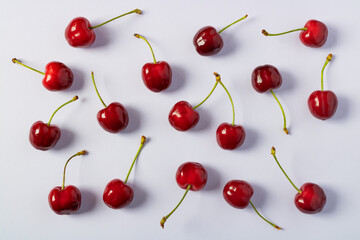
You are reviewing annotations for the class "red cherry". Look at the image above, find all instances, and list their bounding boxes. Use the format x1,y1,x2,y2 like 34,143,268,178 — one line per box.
134,34,172,92
308,54,338,120
29,96,78,150
65,9,141,48
48,150,86,215
262,19,328,48
103,136,146,209
193,14,248,56
168,101,199,131
12,58,73,91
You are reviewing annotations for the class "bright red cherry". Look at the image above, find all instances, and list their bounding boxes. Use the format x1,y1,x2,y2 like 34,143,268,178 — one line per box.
308,54,338,120
271,147,327,214
193,14,248,56
29,96,78,150
134,34,172,92
91,72,129,133
223,180,282,230
12,58,73,91
65,9,142,47
103,136,146,209
49,150,86,214
251,65,288,134
262,19,328,48
161,162,207,228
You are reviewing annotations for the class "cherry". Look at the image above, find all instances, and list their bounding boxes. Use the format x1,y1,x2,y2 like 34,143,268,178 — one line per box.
48,150,87,215
251,65,288,134
65,9,142,47
91,72,129,133
160,162,207,228
103,136,147,209
134,34,172,92
308,54,338,120
262,19,328,48
223,180,282,230
271,147,327,214
214,73,246,150
193,14,248,56
29,96,78,150
12,58,73,91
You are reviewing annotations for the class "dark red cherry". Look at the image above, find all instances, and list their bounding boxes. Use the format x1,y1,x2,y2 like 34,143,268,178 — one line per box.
176,162,208,191
193,26,224,56
295,183,327,214
97,102,129,133
299,20,328,48
103,179,133,209
168,101,199,131
216,123,246,150
223,180,253,208
308,91,338,120
251,65,282,93
142,61,172,92
29,121,61,151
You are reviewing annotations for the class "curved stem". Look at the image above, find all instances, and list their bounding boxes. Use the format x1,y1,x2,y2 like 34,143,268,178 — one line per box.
89,9,142,29
321,54,333,91
249,200,282,230
161,184,191,229
215,73,235,125
262,28,307,36
48,96,78,125
271,147,301,193
192,76,221,110
124,136,147,184
218,14,248,34
12,58,44,75
62,150,87,190
269,90,288,134
91,71,107,108
134,34,157,63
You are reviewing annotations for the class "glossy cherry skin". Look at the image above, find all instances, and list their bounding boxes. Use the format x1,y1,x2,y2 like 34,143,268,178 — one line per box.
193,26,223,56
299,20,328,48
103,179,134,209
168,101,200,131
308,90,338,120
294,182,326,214
216,123,246,150
176,162,207,191
97,102,129,133
65,17,95,47
223,180,253,209
48,185,81,215
42,62,73,91
29,121,61,150
251,65,282,93
142,61,172,92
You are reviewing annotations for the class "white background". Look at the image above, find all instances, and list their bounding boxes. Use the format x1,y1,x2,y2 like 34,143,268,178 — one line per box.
1,0,359,239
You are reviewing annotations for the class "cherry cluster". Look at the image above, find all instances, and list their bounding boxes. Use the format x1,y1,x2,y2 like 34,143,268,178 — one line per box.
12,8,336,230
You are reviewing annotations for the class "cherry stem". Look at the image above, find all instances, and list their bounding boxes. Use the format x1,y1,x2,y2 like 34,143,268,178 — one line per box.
161,184,191,229
62,150,87,190
271,147,301,193
12,58,44,75
321,54,333,91
218,14,248,34
48,96,78,125
215,72,236,126
262,28,307,36
269,90,288,134
124,136,147,184
91,71,107,108
134,34,157,64
192,75,221,110
89,9,142,29
249,200,282,230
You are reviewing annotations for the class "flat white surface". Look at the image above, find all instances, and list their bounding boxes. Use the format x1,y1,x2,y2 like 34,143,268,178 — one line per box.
1,0,359,239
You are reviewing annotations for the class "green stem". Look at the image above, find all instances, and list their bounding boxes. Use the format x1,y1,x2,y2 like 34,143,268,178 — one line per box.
215,73,235,125
12,58,44,75
91,71,107,108
134,34,157,63
249,200,282,230
89,9,142,29
62,150,87,190
321,54,333,91
192,76,220,110
271,147,301,193
48,96,78,125
269,89,288,134
124,136,147,184
218,14,248,34
161,184,191,229
262,28,307,36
